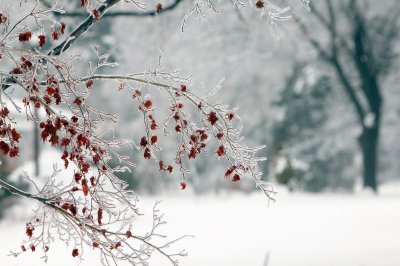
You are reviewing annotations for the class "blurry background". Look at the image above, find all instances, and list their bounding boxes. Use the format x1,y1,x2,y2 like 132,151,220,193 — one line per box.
0,0,399,265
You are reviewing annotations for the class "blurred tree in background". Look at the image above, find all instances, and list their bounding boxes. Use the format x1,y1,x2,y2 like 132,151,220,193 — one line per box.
272,64,355,191
293,0,400,191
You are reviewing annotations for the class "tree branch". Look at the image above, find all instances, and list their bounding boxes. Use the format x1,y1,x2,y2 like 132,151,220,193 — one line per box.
50,0,122,56
292,15,332,61
1,0,121,91
0,178,46,204
373,3,400,75
310,0,352,57
56,0,183,18
294,0,366,124
0,177,184,265
330,57,365,123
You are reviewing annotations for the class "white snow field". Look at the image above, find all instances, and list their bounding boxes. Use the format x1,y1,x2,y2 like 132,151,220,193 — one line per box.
0,183,399,266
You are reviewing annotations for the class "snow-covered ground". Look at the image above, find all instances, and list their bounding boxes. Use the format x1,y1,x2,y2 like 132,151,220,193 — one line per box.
1,183,399,266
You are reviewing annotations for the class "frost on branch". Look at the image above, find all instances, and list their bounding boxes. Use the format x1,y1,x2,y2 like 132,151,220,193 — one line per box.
182,0,310,37
0,0,280,265
86,60,273,197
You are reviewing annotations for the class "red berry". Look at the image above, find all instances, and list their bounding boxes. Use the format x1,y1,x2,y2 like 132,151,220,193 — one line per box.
72,248,79,257
150,135,158,145
181,182,187,190
232,174,241,182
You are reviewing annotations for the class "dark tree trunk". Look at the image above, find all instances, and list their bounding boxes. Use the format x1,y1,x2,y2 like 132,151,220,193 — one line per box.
352,8,383,192
302,0,395,192
358,125,379,191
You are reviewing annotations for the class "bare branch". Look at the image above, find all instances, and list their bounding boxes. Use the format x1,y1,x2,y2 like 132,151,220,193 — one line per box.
58,0,184,18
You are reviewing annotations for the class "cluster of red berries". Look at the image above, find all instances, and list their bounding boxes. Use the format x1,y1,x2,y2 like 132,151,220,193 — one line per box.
0,107,21,157
18,21,66,48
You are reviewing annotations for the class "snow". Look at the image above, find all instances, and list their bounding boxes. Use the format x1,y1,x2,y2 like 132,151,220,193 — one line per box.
0,184,399,266
275,157,288,174
364,113,376,128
